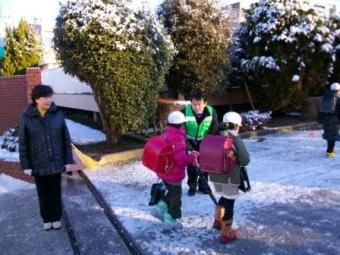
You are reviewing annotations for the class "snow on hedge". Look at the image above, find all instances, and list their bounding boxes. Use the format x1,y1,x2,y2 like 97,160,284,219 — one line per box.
233,0,336,73
229,0,338,110
59,0,175,56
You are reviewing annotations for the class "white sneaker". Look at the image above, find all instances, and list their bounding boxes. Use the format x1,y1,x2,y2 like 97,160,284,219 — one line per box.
150,200,168,222
150,207,164,221
43,222,52,231
52,221,62,229
163,212,183,230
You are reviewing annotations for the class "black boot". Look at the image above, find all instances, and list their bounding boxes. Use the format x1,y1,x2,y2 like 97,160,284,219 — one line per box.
198,175,211,194
188,183,197,196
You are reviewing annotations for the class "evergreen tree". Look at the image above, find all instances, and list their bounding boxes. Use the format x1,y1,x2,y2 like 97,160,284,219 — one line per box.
0,27,17,76
0,19,42,76
158,0,230,98
328,14,340,84
54,0,174,144
229,0,335,110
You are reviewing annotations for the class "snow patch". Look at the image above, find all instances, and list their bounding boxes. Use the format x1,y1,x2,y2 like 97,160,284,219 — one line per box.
291,75,300,82
321,43,333,53
253,36,261,43
66,119,106,145
0,147,19,162
0,174,33,194
0,119,106,162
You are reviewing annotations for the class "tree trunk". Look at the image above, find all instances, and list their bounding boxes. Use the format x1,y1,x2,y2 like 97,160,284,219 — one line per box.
92,88,119,145
105,126,118,145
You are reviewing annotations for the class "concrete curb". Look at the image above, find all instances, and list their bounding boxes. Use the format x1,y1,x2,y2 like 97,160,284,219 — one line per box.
99,149,143,165
99,122,322,165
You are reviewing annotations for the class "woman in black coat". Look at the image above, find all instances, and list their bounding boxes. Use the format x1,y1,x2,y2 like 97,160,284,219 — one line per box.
319,82,340,157
19,85,73,230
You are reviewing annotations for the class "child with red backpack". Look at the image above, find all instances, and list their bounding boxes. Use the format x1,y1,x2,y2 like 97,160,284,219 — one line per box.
150,111,198,229
209,111,250,243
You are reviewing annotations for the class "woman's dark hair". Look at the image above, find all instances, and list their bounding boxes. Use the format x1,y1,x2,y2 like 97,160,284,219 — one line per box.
167,123,183,129
190,90,207,102
31,85,54,105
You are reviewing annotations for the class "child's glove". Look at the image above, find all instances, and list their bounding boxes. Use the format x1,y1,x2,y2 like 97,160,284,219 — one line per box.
227,151,234,157
226,150,236,161
65,164,73,171
23,169,32,175
191,150,200,158
191,151,200,166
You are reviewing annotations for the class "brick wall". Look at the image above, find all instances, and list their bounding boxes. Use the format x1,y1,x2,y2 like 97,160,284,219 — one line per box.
0,75,26,132
0,68,41,133
0,161,34,183
0,68,41,183
26,67,42,105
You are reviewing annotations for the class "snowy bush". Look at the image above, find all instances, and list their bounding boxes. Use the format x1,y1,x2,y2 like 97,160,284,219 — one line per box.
327,14,340,85
229,0,337,111
158,0,230,98
0,128,19,153
54,0,175,144
241,110,272,131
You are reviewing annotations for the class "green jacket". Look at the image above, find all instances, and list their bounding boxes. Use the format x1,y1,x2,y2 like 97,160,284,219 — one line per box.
182,104,219,151
209,130,250,185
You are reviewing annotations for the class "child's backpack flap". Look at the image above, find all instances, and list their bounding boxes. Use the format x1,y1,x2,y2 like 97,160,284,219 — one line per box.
143,136,174,174
199,135,235,174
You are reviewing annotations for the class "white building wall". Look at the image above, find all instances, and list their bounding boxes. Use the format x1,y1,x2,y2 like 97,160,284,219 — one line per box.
52,93,99,112
42,67,92,93
42,67,99,112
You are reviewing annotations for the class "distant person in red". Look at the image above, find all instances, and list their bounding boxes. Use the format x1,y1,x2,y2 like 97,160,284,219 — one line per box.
18,85,73,231
151,111,198,229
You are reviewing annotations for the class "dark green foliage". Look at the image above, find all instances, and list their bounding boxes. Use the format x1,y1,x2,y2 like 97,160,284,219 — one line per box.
229,0,335,111
158,0,230,98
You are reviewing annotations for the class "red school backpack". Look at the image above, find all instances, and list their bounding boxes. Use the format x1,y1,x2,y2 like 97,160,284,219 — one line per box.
143,135,174,174
199,135,236,174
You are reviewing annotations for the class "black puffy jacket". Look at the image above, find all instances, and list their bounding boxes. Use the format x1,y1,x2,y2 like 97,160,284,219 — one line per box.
18,103,73,176
319,90,340,141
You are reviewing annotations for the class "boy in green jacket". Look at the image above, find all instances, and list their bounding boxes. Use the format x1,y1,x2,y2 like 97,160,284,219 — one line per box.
182,91,219,196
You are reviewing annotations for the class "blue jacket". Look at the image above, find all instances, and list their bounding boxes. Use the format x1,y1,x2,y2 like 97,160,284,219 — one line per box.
19,103,73,176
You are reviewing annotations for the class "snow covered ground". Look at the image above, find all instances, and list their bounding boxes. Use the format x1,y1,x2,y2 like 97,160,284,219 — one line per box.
0,147,19,162
0,174,33,194
85,130,340,255
0,119,105,161
65,119,105,145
